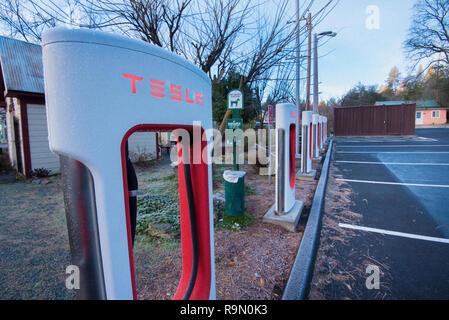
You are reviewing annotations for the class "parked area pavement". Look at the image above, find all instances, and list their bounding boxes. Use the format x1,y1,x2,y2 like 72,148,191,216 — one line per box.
308,128,449,299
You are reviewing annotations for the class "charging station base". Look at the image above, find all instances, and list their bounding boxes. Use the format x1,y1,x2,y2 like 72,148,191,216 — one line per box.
296,169,317,181
259,167,275,176
295,155,302,168
312,156,322,163
263,200,304,232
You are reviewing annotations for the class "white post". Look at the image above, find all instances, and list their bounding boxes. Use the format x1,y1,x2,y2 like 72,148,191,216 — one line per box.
295,0,301,158
312,113,319,158
301,111,313,173
324,117,328,143
268,123,272,184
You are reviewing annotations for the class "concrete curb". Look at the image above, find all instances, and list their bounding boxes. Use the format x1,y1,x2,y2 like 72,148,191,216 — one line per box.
282,139,333,300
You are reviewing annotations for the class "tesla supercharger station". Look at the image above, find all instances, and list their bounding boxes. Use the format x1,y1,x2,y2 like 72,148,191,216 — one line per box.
300,111,313,174
263,103,303,232
312,114,320,159
319,116,324,151
42,28,215,300
323,116,328,144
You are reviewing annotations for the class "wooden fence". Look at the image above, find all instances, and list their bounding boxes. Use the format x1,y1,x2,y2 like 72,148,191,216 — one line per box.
334,104,416,136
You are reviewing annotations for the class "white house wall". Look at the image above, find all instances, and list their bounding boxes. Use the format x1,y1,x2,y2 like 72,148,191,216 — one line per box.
127,131,157,162
27,104,60,173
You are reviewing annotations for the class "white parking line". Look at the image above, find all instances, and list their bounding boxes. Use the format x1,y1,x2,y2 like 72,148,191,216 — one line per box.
338,137,438,143
336,151,449,154
335,160,449,166
337,145,449,148
336,178,449,188
338,223,449,244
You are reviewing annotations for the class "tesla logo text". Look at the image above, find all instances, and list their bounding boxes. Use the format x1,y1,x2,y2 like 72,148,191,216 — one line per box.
122,73,203,105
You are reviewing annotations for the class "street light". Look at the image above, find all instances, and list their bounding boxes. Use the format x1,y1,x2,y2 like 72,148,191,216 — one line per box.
318,31,337,37
313,31,337,114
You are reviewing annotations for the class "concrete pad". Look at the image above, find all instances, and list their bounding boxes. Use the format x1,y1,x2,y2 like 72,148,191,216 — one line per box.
263,200,304,232
313,156,322,163
296,169,317,181
259,166,275,176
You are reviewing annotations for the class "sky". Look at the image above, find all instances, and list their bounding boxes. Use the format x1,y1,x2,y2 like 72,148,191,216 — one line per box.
307,0,417,101
0,0,417,103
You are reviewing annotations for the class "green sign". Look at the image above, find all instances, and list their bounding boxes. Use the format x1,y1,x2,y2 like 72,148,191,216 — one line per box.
226,118,243,130
227,89,244,110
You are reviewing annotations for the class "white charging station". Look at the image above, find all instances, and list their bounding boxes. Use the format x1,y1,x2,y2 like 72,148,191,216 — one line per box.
263,103,303,232
323,116,328,144
301,111,313,174
312,113,321,160
42,28,215,300
319,116,324,151
296,110,317,181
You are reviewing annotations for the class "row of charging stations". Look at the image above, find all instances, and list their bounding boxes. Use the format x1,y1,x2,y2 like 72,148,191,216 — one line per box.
313,114,328,159
42,28,215,300
318,115,328,150
300,112,327,175
300,111,313,174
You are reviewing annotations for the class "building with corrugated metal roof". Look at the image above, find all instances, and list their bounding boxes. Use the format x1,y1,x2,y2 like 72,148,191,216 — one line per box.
0,35,57,178
0,35,158,178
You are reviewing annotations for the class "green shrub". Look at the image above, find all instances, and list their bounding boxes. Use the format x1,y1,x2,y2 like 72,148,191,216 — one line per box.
31,168,51,178
215,211,255,231
136,194,180,235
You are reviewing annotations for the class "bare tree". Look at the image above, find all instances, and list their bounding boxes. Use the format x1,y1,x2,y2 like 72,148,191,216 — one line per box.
80,0,250,75
82,0,191,52
404,0,449,70
217,0,296,131
0,0,339,128
218,0,339,132
186,0,250,75
0,0,116,42
0,0,60,42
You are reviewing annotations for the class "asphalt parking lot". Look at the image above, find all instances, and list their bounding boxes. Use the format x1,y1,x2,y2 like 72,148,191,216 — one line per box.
309,128,449,299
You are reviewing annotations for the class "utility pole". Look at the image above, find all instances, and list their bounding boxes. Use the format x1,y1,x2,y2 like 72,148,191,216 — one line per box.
295,0,301,157
313,33,318,114
306,13,312,111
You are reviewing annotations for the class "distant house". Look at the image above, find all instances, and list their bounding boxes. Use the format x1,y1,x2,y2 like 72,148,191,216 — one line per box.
375,100,448,126
0,36,158,178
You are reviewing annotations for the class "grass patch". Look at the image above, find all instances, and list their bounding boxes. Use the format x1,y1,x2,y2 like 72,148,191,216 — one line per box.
215,210,255,232
135,234,180,251
212,164,226,187
147,173,176,182
244,182,257,196
137,194,180,235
